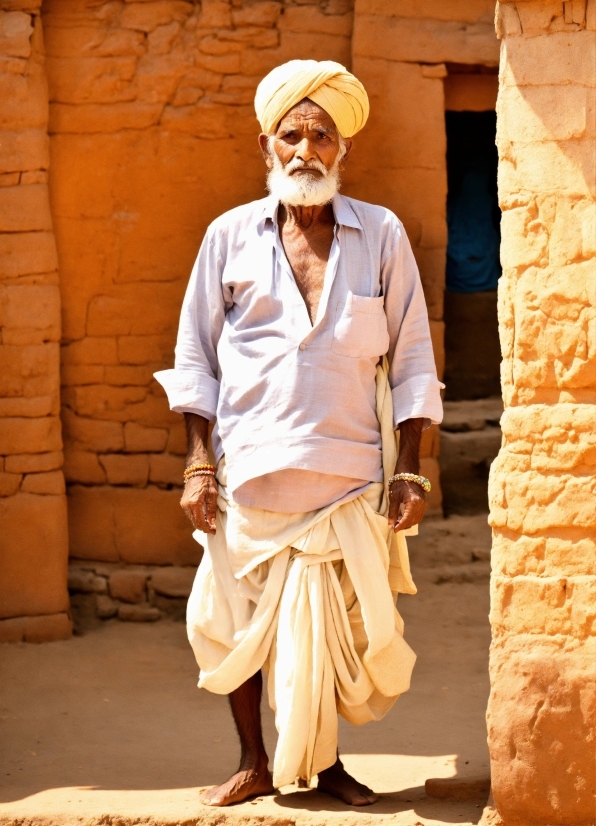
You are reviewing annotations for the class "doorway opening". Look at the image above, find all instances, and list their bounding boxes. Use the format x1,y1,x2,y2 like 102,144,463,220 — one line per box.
440,67,503,516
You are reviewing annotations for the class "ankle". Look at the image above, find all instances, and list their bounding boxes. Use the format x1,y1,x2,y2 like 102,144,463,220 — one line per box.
239,751,269,773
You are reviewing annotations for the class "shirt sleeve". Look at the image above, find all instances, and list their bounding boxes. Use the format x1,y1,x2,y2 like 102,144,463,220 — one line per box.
154,226,229,421
381,214,444,430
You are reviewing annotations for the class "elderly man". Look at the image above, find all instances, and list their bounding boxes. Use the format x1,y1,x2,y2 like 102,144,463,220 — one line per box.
155,59,443,808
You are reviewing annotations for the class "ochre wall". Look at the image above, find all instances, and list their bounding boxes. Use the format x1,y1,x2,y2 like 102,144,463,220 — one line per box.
488,1,596,822
0,0,71,642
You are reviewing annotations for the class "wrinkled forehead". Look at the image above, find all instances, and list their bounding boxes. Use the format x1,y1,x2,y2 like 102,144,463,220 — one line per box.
274,98,339,135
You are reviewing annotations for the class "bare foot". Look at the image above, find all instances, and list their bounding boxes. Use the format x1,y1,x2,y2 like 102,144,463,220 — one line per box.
317,758,378,806
200,762,274,807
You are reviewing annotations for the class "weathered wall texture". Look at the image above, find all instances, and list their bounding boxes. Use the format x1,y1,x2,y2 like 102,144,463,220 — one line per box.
488,1,596,822
0,0,70,642
346,0,499,504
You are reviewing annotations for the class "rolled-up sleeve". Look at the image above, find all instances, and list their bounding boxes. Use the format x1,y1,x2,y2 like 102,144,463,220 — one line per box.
382,215,444,429
154,226,228,421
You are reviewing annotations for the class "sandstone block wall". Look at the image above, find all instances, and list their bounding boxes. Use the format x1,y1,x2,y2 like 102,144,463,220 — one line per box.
488,1,596,822
0,0,70,642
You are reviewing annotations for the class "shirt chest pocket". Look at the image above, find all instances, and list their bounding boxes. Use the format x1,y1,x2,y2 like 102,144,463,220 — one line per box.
331,293,390,359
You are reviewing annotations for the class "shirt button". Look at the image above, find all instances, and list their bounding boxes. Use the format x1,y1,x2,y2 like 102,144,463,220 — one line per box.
299,343,306,351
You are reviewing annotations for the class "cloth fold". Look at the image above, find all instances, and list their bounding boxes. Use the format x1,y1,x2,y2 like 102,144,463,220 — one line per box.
187,358,417,788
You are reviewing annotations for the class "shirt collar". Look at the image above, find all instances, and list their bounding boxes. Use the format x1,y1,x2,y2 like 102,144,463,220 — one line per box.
257,192,363,231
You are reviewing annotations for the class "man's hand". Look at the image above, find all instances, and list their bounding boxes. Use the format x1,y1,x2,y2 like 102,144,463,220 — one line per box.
180,473,219,535
388,479,426,532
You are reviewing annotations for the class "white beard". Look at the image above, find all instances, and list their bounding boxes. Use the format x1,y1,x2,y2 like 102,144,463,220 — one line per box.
266,143,342,207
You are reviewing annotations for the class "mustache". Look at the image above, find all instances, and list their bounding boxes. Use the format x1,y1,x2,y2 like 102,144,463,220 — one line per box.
283,157,328,176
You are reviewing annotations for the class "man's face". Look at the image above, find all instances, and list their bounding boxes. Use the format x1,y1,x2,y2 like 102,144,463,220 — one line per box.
261,99,351,175
259,99,353,207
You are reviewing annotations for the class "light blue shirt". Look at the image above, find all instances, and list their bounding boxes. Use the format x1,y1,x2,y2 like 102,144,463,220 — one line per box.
155,193,443,508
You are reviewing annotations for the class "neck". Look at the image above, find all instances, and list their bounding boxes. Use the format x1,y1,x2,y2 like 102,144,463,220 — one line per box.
280,203,334,229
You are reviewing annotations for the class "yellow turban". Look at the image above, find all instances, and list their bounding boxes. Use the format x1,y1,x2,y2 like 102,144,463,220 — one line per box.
254,59,369,138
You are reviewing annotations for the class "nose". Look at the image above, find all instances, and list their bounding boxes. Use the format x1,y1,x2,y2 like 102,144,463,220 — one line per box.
294,137,318,162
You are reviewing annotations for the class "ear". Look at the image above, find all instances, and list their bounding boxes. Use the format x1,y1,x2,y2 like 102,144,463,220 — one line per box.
338,138,353,171
258,133,274,170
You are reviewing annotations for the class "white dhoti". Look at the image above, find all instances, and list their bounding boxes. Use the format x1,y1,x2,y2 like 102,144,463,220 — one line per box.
187,360,418,788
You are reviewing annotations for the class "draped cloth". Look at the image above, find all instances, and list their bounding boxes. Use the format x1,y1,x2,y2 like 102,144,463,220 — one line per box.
187,358,417,789
254,59,370,138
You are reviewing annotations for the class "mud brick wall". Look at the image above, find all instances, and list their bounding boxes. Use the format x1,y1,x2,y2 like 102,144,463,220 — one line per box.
488,1,596,822
346,0,499,507
0,0,70,642
42,0,355,564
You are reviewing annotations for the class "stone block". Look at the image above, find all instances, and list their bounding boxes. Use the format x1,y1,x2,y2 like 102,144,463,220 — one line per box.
148,452,185,485
0,416,62,455
96,594,118,618
4,451,62,474
0,493,69,618
63,449,106,484
62,337,119,366
363,0,495,24
21,470,65,495
0,184,52,232
0,472,21,497
498,83,590,143
353,15,499,65
492,531,596,578
117,335,173,365
124,422,168,452
277,30,351,68
104,364,152,386
231,1,281,27
67,569,107,594
500,30,595,88
99,453,149,486
166,422,187,455
62,409,124,452
150,565,196,598
0,231,56,278
491,575,596,638
278,5,352,35
45,56,138,105
118,603,161,622
0,396,55,418
61,364,105,386
487,636,596,824
120,1,193,32
49,102,163,134
109,569,147,603
86,291,182,336
0,11,33,59
0,65,47,131
0,613,71,644
0,342,58,400
67,484,201,565
2,284,61,339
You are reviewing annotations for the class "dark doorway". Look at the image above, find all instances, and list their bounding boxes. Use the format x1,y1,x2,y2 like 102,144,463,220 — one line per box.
440,107,503,515
444,110,501,401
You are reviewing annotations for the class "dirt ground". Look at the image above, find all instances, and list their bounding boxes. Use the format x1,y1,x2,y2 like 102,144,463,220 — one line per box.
0,514,493,826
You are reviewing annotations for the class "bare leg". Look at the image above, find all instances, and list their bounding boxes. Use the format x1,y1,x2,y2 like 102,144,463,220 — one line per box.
200,671,274,806
317,755,378,806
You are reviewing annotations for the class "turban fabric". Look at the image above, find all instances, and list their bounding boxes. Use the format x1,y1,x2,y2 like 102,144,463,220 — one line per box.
254,59,369,138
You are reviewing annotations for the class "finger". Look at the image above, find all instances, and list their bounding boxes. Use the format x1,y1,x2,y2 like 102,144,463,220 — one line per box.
204,485,218,534
395,500,425,532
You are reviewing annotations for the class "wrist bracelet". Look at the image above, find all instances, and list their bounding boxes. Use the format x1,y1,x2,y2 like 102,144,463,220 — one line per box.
184,462,215,478
388,473,431,493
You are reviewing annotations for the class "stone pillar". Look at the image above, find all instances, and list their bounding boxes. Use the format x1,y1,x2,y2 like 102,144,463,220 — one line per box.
488,1,595,822
0,1,70,642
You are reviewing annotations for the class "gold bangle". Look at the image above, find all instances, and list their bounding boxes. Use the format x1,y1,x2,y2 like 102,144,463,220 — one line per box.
388,473,431,493
184,462,216,480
